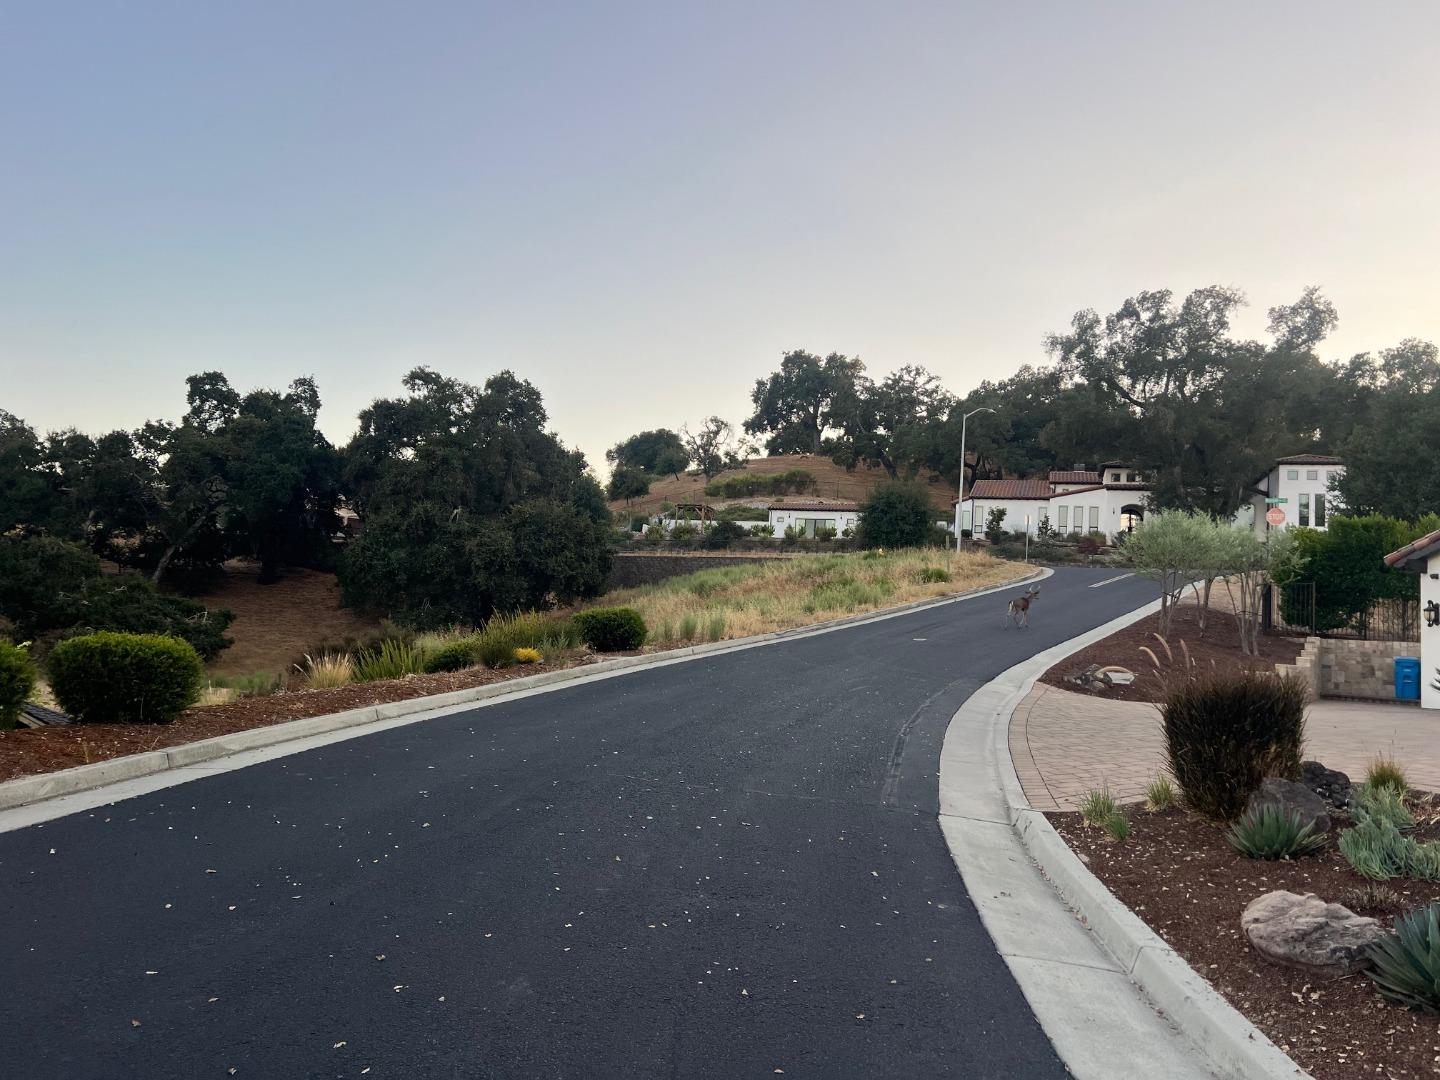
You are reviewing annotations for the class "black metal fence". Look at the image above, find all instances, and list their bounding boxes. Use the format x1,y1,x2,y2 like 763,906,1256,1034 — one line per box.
1264,581,1421,642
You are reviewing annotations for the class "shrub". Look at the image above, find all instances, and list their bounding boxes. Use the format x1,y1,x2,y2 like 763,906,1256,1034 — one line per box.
703,521,748,550
705,614,726,642
0,641,37,730
296,652,353,690
354,639,428,682
514,647,542,664
1078,786,1119,826
573,607,648,651
1144,774,1176,812
913,566,950,585
677,613,699,641
984,508,1008,545
858,482,934,549
1367,755,1409,795
424,638,481,673
48,632,202,724
1226,805,1327,859
1366,902,1440,1013
814,525,838,542
1160,670,1307,821
749,524,775,537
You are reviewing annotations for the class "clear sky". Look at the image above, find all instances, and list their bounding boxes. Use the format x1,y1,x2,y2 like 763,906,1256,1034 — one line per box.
4,2,1438,474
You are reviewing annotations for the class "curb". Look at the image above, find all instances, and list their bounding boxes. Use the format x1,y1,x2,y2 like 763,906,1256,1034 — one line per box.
941,599,1309,1080
0,565,1046,815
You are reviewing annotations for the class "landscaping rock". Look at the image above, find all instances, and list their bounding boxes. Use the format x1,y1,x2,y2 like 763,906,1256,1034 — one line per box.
1300,760,1352,810
1241,891,1387,976
1245,777,1332,835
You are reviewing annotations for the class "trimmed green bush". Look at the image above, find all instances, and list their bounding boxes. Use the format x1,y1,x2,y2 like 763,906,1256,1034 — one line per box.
573,607,648,651
1160,670,1307,821
423,638,481,673
1226,805,1327,859
0,642,37,730
1366,902,1440,1013
48,632,202,724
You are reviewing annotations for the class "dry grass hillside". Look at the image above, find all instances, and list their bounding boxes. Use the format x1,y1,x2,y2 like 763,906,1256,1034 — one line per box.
193,561,380,677
609,453,956,515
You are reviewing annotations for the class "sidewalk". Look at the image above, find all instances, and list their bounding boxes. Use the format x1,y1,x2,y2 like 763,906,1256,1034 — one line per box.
1011,684,1440,812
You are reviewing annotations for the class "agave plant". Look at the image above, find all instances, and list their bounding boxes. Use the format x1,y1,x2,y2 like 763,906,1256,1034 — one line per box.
1366,903,1440,1013
1226,805,1327,859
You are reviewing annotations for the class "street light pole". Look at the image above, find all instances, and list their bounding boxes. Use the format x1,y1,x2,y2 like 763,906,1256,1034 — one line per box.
956,407,995,552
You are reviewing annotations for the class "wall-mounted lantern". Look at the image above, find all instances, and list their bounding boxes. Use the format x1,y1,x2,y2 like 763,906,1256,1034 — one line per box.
1426,600,1440,629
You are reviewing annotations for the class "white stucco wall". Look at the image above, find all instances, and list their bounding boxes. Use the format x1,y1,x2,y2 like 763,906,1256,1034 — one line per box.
1252,464,1345,536
768,508,859,536
1423,553,1439,711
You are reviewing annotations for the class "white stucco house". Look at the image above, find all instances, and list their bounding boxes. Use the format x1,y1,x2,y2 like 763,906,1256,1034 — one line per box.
955,465,1150,542
1384,528,1440,710
767,500,861,538
1243,454,1345,537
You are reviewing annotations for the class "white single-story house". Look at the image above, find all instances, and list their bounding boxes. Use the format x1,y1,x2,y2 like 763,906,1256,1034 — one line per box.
767,500,860,538
955,466,1150,542
1243,454,1345,537
1384,527,1440,711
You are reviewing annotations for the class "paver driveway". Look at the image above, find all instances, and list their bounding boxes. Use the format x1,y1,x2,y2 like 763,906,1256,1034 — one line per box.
1,567,1156,1079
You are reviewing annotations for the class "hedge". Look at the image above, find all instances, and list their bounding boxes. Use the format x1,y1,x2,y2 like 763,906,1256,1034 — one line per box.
48,632,203,725
573,607,648,651
0,642,36,730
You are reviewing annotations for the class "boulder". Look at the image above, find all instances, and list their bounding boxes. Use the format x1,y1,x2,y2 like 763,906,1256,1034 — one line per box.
1245,777,1332,835
1242,891,1387,976
1301,760,1352,811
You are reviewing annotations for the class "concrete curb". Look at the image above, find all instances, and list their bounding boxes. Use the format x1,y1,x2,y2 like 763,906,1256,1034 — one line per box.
0,565,1046,815
940,598,1310,1080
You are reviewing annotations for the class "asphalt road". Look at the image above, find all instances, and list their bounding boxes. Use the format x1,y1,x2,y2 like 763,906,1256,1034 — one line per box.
1,566,1156,1080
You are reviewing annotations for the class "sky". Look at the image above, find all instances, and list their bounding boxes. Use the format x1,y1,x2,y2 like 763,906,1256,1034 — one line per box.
4,2,1439,475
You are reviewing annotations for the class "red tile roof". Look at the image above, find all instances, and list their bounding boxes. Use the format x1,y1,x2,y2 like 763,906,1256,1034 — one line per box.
1048,470,1101,484
767,501,860,512
966,479,1054,500
1276,454,1344,465
1384,527,1440,570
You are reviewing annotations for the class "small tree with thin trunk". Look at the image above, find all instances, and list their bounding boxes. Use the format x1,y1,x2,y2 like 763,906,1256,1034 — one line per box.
1124,510,1223,637
1223,527,1296,656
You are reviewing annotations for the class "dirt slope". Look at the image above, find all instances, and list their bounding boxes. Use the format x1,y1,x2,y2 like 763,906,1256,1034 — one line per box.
194,561,380,676
609,453,957,515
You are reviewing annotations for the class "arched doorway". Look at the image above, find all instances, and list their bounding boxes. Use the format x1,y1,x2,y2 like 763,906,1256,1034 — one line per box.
1120,504,1145,534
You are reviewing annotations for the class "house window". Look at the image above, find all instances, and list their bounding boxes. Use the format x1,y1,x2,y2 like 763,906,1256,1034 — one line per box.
1127,472,1137,482
1072,506,1083,532
1298,494,1310,527
1306,469,1319,480
1314,494,1326,527
1088,506,1099,531
1110,472,1120,483
1286,469,1299,480
1057,505,1068,530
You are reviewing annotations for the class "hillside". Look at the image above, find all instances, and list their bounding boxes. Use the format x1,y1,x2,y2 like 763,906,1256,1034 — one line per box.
608,453,957,515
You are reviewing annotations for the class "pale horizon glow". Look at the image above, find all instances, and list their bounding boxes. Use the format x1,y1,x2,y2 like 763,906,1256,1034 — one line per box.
4,2,1438,474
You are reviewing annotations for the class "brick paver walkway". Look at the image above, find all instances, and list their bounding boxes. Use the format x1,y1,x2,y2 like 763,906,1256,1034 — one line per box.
1010,683,1440,812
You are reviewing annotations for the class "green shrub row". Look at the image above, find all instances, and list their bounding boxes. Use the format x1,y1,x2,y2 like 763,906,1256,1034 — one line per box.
702,470,815,499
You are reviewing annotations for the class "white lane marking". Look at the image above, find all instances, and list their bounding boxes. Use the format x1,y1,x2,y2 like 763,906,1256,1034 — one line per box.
1088,573,1135,588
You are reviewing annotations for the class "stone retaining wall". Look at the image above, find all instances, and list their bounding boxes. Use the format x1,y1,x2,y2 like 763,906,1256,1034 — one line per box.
1316,637,1420,701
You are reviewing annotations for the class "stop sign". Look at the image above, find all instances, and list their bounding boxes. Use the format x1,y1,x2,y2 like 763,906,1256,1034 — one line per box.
1266,507,1286,526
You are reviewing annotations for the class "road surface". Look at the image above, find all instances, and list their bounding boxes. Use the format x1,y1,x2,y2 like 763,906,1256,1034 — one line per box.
1,566,1156,1079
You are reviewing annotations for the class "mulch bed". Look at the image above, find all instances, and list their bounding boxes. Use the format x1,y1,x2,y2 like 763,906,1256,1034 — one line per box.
0,655,615,784
1050,806,1440,1079
1038,604,1304,703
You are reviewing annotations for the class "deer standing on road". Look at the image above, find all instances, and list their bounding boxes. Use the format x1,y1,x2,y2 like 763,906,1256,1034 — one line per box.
1005,585,1041,629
